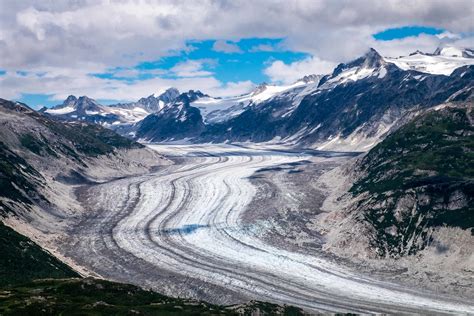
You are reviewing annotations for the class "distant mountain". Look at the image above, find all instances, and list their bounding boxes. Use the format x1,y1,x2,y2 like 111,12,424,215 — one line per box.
41,47,474,150
41,95,149,127
134,90,207,141
192,76,322,124
326,102,473,258
433,46,474,58
385,46,474,75
41,88,183,129
110,87,180,112
198,49,474,150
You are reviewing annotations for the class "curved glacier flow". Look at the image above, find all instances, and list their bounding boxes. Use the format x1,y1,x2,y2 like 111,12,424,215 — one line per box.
63,144,474,314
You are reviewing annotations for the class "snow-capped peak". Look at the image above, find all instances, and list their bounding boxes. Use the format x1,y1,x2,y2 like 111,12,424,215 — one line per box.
385,46,474,75
45,95,101,115
296,74,322,84
153,87,180,102
63,95,78,106
251,83,268,96
359,48,385,68
434,46,469,58
320,48,388,88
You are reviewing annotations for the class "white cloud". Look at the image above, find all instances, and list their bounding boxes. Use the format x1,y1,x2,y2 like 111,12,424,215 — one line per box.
371,33,473,58
0,69,253,104
170,60,214,78
436,31,462,40
1,0,474,101
212,40,242,53
3,0,473,71
249,44,277,52
264,57,336,84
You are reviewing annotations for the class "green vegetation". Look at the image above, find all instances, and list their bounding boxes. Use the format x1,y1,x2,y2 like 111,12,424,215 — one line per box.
352,107,474,194
37,116,142,157
350,105,474,257
0,222,79,287
0,278,305,316
0,278,228,315
20,133,58,157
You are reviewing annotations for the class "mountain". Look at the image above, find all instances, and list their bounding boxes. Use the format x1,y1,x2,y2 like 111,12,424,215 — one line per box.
192,76,321,124
134,90,207,141
42,47,474,151
110,87,181,112
198,49,473,150
433,46,474,58
321,102,473,259
0,98,166,220
385,46,474,75
41,95,149,127
41,88,182,129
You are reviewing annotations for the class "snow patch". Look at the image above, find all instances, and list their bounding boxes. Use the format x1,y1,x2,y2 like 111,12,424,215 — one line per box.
45,106,75,115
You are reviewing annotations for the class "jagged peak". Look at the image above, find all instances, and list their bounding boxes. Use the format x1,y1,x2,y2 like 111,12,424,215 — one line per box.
163,87,180,94
77,95,96,102
360,48,385,68
296,74,322,84
331,48,385,78
409,50,425,56
49,94,101,112
251,83,268,95
56,95,79,108
174,90,207,104
153,87,180,102
64,95,78,102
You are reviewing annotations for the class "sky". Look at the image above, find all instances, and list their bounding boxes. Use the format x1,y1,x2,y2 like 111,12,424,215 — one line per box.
0,0,473,108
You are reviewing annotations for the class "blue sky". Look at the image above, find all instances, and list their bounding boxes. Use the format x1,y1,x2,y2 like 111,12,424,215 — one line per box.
96,39,308,84
373,26,443,40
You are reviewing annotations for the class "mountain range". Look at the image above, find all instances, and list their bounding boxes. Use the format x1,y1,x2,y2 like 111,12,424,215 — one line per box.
41,46,474,151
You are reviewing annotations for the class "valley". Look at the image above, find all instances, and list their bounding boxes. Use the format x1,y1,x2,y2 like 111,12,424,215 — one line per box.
54,144,473,314
2,2,474,314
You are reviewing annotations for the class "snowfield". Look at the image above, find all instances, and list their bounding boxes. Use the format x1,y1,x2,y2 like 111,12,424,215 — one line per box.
59,144,474,314
192,80,318,123
385,50,474,75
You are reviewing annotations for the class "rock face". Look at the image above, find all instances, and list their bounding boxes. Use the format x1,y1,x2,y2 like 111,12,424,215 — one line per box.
135,90,206,141
200,52,473,150
41,48,474,150
41,95,150,127
0,98,166,219
112,87,181,112
39,89,182,128
343,103,473,257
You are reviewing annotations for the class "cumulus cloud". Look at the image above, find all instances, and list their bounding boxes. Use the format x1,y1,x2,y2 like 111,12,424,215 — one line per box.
1,0,473,101
265,57,337,84
170,60,214,78
0,69,254,104
212,40,243,53
3,0,473,70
